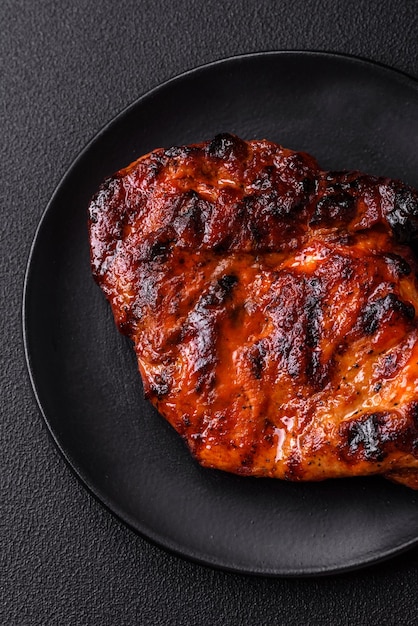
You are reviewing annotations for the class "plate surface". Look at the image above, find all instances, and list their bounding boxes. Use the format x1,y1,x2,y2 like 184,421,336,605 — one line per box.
23,52,418,576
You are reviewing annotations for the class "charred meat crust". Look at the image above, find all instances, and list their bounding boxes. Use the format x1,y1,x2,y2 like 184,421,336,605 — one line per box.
89,134,418,488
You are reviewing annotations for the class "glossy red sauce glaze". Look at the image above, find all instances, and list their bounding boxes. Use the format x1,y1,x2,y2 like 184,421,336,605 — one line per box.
89,133,418,487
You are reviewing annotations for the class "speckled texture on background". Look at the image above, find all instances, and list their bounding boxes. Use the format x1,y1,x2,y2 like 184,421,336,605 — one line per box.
2,1,418,624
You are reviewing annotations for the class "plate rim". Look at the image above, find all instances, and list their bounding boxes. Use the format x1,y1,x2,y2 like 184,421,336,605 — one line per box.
22,49,418,577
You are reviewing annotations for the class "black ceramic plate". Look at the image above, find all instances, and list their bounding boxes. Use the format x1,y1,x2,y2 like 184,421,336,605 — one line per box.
24,52,418,576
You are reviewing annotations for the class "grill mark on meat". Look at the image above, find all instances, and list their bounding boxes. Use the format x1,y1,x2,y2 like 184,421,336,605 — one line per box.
172,191,209,245
340,413,387,462
361,293,415,335
305,278,322,349
267,274,329,388
309,191,356,226
304,278,328,388
181,274,239,393
217,273,239,295
248,340,267,380
149,238,173,262
340,405,418,465
147,229,176,261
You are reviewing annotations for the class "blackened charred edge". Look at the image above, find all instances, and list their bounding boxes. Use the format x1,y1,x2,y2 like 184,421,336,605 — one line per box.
206,133,248,160
88,175,121,220
384,253,412,277
88,176,126,276
163,145,194,159
362,293,415,335
385,186,418,242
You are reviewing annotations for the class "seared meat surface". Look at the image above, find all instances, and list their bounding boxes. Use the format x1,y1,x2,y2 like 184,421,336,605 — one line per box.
89,133,418,488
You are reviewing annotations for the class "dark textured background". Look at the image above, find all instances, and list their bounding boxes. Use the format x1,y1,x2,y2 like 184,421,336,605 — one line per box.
2,1,418,624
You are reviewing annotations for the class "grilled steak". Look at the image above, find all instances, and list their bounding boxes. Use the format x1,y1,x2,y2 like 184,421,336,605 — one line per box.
89,133,418,488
